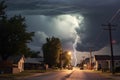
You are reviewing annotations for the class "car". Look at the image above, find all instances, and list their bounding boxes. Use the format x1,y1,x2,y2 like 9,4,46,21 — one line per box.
68,65,73,70
80,67,83,70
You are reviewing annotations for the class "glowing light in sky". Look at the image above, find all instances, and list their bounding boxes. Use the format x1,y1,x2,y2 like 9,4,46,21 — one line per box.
26,14,84,65
54,14,84,66
49,14,84,65
57,14,84,66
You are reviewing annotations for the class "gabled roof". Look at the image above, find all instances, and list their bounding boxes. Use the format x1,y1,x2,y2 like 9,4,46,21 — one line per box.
8,55,25,64
0,55,25,64
94,55,120,61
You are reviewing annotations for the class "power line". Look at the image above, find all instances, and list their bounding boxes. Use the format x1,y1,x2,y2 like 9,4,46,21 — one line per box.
109,9,120,23
89,9,120,71
92,9,120,49
101,9,120,74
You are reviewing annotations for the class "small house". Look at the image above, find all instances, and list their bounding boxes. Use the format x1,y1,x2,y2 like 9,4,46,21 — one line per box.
94,55,120,72
0,55,25,74
24,58,44,70
94,55,110,71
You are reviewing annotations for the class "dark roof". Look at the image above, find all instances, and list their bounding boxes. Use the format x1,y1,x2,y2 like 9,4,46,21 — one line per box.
113,56,120,60
94,55,120,61
8,55,25,64
94,55,110,60
85,58,90,61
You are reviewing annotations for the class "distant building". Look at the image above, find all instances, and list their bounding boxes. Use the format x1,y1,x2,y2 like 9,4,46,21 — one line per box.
0,55,25,74
94,55,120,72
83,57,94,70
24,58,44,70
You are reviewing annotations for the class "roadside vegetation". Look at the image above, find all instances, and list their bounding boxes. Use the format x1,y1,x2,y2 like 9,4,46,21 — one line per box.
0,69,60,79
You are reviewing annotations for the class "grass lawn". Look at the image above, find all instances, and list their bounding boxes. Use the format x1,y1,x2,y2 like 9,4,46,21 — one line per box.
0,69,59,79
0,70,34,79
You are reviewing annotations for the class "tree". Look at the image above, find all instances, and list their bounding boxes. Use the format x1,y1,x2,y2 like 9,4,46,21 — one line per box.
0,1,34,60
42,37,62,67
62,51,71,67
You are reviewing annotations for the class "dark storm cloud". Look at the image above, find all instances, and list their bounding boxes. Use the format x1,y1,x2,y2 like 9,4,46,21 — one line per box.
3,0,120,52
76,12,120,52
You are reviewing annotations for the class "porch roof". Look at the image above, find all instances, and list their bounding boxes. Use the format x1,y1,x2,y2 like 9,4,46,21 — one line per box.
95,55,110,60
94,55,120,61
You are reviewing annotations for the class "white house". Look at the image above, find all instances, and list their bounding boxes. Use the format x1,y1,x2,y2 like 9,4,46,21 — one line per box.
12,55,25,73
0,55,25,74
94,55,120,72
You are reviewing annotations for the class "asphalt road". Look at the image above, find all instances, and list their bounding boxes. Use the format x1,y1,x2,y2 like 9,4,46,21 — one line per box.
21,68,112,80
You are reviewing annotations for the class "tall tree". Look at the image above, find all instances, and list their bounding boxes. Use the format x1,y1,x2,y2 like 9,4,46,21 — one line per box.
0,1,34,60
62,51,71,67
42,37,62,67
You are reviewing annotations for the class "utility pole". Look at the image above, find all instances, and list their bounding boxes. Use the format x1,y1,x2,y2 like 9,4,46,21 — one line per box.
82,56,85,68
89,48,92,70
102,23,116,74
60,53,62,70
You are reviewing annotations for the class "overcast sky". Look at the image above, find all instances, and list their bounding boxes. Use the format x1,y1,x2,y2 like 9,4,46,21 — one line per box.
3,0,120,64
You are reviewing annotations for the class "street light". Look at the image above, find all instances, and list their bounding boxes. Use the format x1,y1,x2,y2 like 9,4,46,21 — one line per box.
68,51,72,65
60,51,72,69
68,51,71,55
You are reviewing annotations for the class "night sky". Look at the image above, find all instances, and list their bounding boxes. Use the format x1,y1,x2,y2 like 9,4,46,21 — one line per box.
3,0,120,64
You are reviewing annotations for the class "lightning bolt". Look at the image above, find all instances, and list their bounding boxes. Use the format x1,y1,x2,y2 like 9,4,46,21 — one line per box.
73,35,79,66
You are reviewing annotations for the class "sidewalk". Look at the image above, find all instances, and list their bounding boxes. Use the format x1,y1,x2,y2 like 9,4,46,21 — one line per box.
109,73,120,80
93,70,120,80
